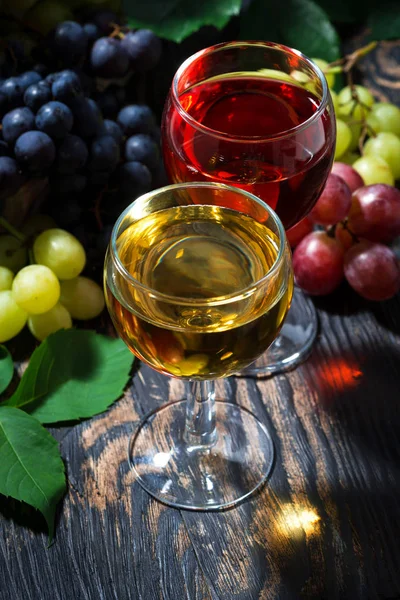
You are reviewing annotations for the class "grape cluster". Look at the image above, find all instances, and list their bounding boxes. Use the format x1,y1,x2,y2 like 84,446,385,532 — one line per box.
288,166,400,301
0,215,105,343
314,58,400,185
286,58,400,302
0,11,163,236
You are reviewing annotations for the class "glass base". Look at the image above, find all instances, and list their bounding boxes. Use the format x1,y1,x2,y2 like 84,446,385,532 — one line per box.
240,287,318,376
128,400,274,510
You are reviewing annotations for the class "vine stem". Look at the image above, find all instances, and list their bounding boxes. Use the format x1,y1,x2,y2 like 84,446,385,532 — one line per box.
0,217,26,243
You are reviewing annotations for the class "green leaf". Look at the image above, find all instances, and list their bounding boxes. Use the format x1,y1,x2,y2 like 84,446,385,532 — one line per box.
367,1,400,40
5,330,134,424
123,0,242,43
240,0,341,62
316,0,359,23
0,406,65,540
0,345,13,395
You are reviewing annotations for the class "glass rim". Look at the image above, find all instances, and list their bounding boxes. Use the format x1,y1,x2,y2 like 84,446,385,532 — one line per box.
110,182,287,307
171,40,330,143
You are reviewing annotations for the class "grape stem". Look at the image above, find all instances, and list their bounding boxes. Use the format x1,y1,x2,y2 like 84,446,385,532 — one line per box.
0,217,26,243
327,41,378,74
330,220,359,244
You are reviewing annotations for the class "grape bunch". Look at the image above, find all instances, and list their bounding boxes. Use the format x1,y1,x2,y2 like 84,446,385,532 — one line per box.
0,11,163,234
314,56,400,184
288,165,400,301
0,215,105,344
286,54,400,303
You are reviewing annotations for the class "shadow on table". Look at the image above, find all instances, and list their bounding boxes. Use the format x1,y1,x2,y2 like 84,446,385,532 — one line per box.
303,342,400,465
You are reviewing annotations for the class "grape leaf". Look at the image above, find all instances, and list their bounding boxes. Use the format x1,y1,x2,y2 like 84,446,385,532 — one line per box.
5,330,134,424
367,1,400,40
316,0,360,23
240,0,341,62
0,345,13,395
0,406,65,541
123,0,242,43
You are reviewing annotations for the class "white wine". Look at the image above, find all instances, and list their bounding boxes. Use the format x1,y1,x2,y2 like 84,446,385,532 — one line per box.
105,204,292,378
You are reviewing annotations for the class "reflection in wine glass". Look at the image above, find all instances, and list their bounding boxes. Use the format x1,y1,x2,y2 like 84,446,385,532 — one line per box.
104,182,293,509
162,41,336,375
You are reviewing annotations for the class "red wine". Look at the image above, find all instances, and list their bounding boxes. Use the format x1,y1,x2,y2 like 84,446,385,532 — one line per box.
163,76,335,229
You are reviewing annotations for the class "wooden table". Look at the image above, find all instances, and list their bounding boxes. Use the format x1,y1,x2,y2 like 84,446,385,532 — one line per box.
1,38,400,600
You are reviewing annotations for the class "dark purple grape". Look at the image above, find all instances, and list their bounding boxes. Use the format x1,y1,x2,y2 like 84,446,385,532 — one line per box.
92,11,119,34
53,21,88,66
121,30,162,72
90,38,129,79
116,160,152,198
2,107,36,145
89,135,120,172
72,97,103,138
19,71,42,91
124,133,160,170
52,71,83,106
24,81,51,112
83,23,101,43
117,104,156,136
56,134,88,173
45,72,61,86
14,131,56,174
1,77,24,109
33,64,49,77
0,156,24,200
35,101,73,139
99,119,123,144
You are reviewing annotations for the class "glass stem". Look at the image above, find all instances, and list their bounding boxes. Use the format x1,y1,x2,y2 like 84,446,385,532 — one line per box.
184,380,217,447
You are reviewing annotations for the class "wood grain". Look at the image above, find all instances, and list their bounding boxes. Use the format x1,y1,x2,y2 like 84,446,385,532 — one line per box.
1,35,400,600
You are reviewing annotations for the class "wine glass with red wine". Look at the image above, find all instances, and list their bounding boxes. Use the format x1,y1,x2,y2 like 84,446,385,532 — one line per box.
162,41,336,374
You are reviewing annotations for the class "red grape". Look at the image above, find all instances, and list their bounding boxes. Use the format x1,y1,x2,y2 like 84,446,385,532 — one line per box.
309,173,352,225
293,231,345,295
335,222,355,250
331,162,364,193
286,216,313,248
344,241,400,301
348,184,400,243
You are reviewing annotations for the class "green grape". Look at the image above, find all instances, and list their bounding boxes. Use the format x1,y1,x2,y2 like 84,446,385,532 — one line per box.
363,132,400,180
367,102,400,138
335,119,352,159
338,85,375,121
21,214,57,239
330,90,339,114
311,58,335,88
341,115,362,152
12,264,60,315
33,228,86,280
0,266,13,291
352,156,394,186
0,290,28,343
28,303,72,341
60,276,105,320
258,69,294,83
0,235,27,273
340,151,360,166
25,0,73,35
